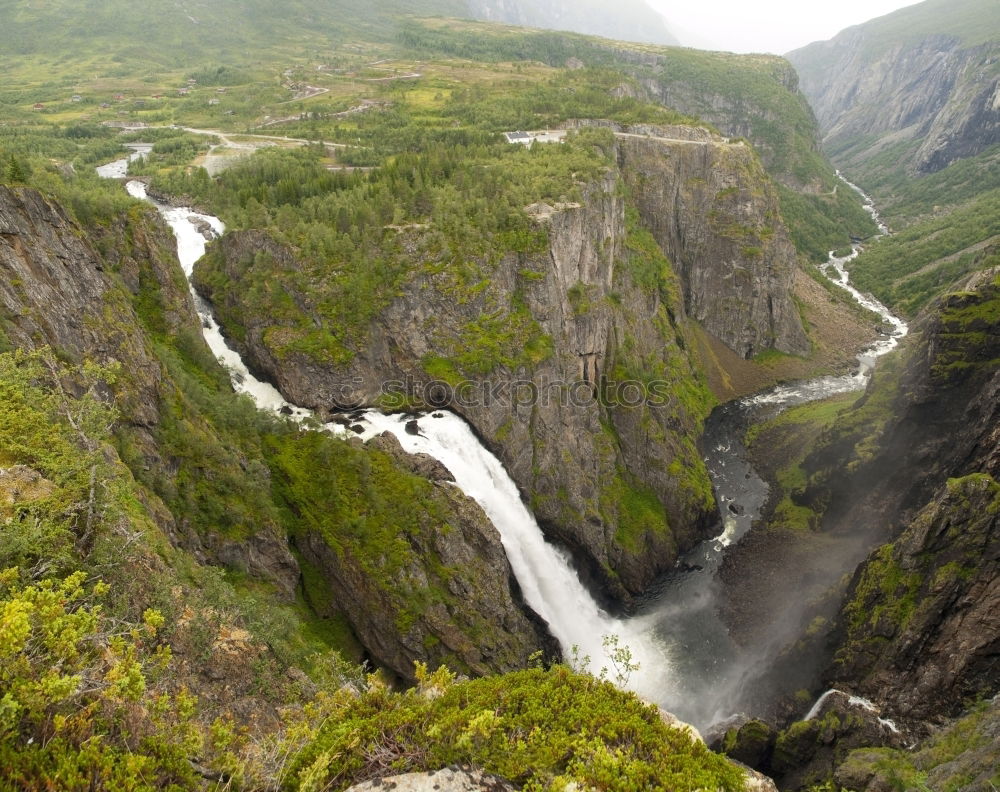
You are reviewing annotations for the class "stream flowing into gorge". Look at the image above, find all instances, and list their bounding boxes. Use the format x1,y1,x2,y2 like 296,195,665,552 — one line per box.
108,162,907,732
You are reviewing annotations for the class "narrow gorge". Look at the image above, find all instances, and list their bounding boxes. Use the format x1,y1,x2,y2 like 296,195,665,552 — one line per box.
111,151,908,733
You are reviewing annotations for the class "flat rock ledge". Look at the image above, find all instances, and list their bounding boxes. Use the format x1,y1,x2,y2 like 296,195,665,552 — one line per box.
344,766,516,792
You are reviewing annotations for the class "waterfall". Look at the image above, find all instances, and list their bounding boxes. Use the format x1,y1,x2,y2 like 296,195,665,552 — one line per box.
117,175,676,706
347,412,676,701
805,689,899,733
105,158,910,732
125,181,310,420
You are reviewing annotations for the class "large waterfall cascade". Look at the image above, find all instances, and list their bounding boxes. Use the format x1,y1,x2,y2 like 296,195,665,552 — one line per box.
108,161,907,730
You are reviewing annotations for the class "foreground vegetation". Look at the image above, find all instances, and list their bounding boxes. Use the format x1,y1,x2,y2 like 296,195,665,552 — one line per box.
0,345,741,788
0,565,744,790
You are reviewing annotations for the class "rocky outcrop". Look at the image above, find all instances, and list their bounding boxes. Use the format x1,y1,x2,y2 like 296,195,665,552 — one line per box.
198,133,812,599
466,0,678,45
345,767,517,792
835,697,1000,792
611,125,809,358
829,475,1000,722
295,434,556,680
767,692,906,791
0,466,56,518
0,185,163,426
788,0,1000,174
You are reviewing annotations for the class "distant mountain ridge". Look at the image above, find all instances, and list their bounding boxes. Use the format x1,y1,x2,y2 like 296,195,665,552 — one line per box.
0,0,677,62
467,0,678,45
787,0,1000,175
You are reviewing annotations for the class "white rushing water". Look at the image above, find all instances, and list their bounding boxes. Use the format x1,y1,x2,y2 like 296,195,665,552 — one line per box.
95,145,153,179
107,158,909,731
345,412,676,700
125,179,310,419
805,689,899,734
115,172,675,703
746,174,908,409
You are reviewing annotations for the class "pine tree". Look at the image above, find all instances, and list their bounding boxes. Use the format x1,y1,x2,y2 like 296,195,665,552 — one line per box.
5,154,28,184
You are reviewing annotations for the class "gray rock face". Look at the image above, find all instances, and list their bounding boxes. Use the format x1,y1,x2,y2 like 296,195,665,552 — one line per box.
197,128,809,600
296,443,556,680
788,6,1000,174
612,126,810,358
345,767,516,792
830,474,1000,722
0,185,163,426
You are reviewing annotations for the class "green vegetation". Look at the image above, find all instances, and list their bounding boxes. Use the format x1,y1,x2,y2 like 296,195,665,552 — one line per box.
602,470,673,554
777,184,877,262
398,19,873,258
745,393,859,531
0,570,227,791
0,567,745,791
187,131,613,368
0,123,140,225
849,188,1000,314
837,699,1000,792
290,664,745,792
929,271,1000,384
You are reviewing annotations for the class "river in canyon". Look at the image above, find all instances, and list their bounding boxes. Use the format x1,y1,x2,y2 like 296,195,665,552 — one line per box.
105,159,907,732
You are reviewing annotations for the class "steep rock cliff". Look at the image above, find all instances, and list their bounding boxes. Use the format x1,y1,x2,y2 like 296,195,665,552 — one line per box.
294,433,556,681
760,268,1000,732
0,187,163,425
610,125,809,358
787,0,1000,175
830,473,1000,722
0,184,299,593
0,184,551,681
811,273,1000,722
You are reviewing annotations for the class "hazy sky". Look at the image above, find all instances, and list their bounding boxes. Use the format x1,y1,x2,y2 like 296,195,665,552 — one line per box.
647,0,922,54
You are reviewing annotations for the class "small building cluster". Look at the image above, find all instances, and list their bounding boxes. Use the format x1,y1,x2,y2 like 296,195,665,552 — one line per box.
503,130,567,145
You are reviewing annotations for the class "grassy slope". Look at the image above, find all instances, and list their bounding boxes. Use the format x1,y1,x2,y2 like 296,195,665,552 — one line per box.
846,143,1000,314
